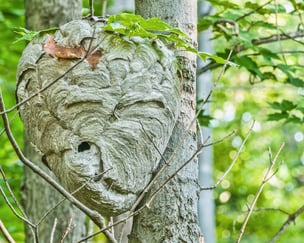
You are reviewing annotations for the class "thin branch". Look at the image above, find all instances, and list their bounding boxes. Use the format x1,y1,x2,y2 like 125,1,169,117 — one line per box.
201,121,254,191
274,0,287,64
144,129,235,209
1,34,100,116
130,45,234,214
0,167,36,228
60,217,74,243
252,207,289,216
0,91,117,243
50,218,57,243
235,0,273,22
89,0,94,16
197,30,304,75
36,168,112,226
140,122,169,165
0,111,18,137
101,0,108,17
77,205,146,242
0,166,37,240
2,58,84,115
0,220,15,243
236,143,285,243
270,204,304,243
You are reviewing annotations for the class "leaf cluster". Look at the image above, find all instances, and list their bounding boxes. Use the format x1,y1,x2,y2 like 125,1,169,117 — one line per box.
104,13,235,65
198,0,304,124
268,99,304,123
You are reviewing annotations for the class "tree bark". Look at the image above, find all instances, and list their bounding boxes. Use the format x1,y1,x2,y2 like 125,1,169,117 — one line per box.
22,1,87,242
197,2,216,243
130,1,200,242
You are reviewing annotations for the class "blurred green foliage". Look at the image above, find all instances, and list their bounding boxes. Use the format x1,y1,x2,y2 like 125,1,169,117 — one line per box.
0,0,25,242
197,0,304,242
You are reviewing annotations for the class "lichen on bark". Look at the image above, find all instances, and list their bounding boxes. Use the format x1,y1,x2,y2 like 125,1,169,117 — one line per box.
17,19,180,216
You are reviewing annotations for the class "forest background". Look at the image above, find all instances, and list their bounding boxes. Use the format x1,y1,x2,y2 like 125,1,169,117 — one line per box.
1,0,304,242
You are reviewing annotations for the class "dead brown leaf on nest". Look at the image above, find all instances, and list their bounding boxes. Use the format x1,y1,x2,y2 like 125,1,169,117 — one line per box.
43,35,102,69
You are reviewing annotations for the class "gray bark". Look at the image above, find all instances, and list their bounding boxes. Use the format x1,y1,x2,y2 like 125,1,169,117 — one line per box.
25,0,82,30
107,0,135,14
22,1,87,242
129,0,200,242
197,2,216,243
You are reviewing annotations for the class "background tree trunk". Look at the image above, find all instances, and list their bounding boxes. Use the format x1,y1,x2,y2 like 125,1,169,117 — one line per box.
130,0,200,242
22,1,87,242
197,2,216,243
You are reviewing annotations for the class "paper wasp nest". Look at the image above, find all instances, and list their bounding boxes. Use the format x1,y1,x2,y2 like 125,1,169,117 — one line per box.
16,19,180,216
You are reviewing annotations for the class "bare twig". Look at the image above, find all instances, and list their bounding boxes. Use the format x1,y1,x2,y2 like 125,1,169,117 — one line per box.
236,143,285,243
132,48,235,211
146,129,235,206
235,0,273,22
1,32,100,116
274,0,287,64
102,0,108,17
129,46,234,216
0,167,36,228
2,58,84,115
77,207,144,242
251,207,289,215
201,121,254,191
197,30,304,76
60,217,74,243
0,91,116,243
0,166,37,240
36,168,112,226
270,204,304,243
0,112,18,137
89,0,94,16
0,220,15,243
50,218,57,243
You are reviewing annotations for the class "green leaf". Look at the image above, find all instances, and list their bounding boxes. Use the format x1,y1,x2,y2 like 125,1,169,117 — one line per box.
258,47,280,62
287,77,304,87
261,72,277,81
244,2,259,9
297,107,304,114
249,21,277,30
205,0,240,10
104,13,237,67
269,100,297,111
197,109,213,127
234,55,262,77
198,52,238,66
287,115,303,124
267,112,289,121
14,26,58,43
198,18,213,32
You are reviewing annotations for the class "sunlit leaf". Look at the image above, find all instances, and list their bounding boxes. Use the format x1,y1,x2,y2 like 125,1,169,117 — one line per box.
271,100,297,111
267,112,289,121
14,26,58,43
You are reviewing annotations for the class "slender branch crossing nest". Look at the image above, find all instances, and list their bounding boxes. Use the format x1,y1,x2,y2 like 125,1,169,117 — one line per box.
16,19,180,216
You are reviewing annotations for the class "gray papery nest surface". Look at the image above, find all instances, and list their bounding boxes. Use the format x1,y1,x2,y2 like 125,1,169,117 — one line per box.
16,19,180,216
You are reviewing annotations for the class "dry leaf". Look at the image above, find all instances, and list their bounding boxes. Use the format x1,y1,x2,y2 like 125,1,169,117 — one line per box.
43,34,86,59
86,49,102,69
43,35,102,69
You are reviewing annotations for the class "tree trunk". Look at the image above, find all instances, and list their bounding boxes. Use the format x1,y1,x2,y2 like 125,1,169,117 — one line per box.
130,1,200,242
197,2,216,243
22,1,87,242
